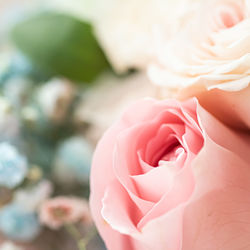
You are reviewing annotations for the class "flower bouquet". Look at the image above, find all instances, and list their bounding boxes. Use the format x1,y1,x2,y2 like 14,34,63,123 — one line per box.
1,0,250,250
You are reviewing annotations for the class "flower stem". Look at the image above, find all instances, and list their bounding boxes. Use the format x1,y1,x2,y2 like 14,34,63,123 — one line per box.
65,224,96,250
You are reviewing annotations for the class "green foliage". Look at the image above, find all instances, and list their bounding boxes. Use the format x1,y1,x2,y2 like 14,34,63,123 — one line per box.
11,12,109,83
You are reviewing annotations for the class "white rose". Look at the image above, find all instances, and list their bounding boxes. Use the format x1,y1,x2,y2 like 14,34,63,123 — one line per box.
92,0,198,73
149,0,250,94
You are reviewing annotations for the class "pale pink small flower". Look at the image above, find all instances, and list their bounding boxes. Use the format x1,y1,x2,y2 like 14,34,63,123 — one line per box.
39,197,92,230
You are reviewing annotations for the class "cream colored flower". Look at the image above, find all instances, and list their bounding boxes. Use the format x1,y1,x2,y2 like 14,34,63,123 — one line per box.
92,0,196,73
149,0,250,95
36,78,75,123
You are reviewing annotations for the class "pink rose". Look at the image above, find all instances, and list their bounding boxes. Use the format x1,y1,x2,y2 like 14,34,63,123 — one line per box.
196,86,250,130
90,98,250,250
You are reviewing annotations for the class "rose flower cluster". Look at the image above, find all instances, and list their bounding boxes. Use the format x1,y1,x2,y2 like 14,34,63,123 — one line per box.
90,0,250,250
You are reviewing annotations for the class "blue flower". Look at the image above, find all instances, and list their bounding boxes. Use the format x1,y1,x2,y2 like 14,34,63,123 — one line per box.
0,204,40,241
53,136,92,184
0,143,28,188
10,53,32,77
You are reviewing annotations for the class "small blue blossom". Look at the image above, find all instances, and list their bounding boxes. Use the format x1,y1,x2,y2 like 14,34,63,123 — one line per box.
10,53,32,76
0,53,32,85
3,76,32,109
0,204,40,241
0,98,19,141
0,143,28,188
53,136,92,184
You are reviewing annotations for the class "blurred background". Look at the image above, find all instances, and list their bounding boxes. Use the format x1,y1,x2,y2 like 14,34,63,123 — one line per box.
0,0,156,249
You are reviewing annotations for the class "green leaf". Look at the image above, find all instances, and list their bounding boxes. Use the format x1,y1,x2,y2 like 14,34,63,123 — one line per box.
11,12,109,83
